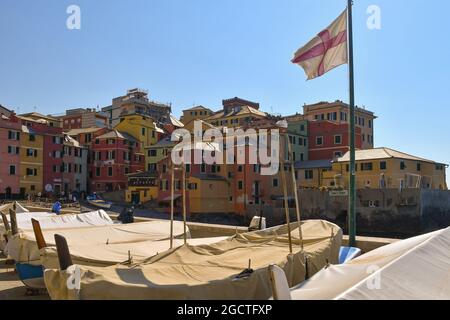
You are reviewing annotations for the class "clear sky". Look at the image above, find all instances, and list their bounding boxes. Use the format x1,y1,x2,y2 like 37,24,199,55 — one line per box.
1,0,449,185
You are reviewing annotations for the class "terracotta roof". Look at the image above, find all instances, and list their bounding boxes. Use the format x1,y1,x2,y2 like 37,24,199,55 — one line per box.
336,147,446,165
183,105,213,112
205,106,267,121
169,115,184,128
96,130,139,143
64,127,104,136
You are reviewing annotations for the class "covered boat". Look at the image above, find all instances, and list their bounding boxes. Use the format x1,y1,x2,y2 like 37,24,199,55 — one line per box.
87,195,112,209
6,217,190,266
288,226,450,300
44,220,342,300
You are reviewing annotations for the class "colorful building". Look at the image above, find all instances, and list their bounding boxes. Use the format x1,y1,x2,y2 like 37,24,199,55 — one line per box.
114,114,162,148
145,137,176,173
63,136,88,195
303,101,376,149
19,125,44,196
204,97,267,128
59,108,108,130
125,172,158,204
333,148,448,190
102,88,172,127
308,120,362,161
89,130,145,192
0,115,21,199
180,106,214,126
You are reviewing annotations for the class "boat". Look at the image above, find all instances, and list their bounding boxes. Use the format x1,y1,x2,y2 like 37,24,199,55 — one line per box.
283,226,450,300
87,195,112,210
44,220,343,300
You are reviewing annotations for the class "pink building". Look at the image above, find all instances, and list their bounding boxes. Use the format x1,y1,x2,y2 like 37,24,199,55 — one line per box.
0,115,21,199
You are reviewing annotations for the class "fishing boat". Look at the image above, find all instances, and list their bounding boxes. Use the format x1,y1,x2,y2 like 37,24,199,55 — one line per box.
86,195,112,210
272,226,450,300
44,220,343,300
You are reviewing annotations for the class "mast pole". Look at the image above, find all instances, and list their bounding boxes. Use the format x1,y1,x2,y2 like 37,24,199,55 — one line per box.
347,0,357,247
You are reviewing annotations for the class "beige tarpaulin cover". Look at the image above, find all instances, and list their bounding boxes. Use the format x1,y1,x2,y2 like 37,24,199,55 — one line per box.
6,218,190,265
44,220,342,300
290,227,450,300
0,204,53,251
41,236,229,269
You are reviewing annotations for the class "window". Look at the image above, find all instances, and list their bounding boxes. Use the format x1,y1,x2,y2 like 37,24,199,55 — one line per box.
238,181,244,190
369,120,372,128
96,167,101,176
334,135,342,145
27,148,37,157
186,164,191,173
400,161,406,170
152,130,155,138
108,167,113,176
380,161,387,170
175,180,181,190
148,149,157,157
316,136,323,146
201,163,206,173
9,166,16,175
8,146,19,154
8,131,20,140
305,170,313,180
238,165,243,172
253,164,260,173
29,134,36,142
334,151,342,158
107,139,115,145
417,163,421,171
141,128,146,136
95,139,100,144
272,179,279,187
361,162,373,171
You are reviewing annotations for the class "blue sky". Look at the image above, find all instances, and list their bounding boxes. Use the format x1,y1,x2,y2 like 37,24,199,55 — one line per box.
1,0,449,185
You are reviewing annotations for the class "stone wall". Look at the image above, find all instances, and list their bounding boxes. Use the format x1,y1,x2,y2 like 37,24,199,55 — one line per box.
246,188,450,239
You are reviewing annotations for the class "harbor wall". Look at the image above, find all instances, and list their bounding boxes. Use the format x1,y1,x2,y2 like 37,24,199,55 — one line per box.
246,189,450,239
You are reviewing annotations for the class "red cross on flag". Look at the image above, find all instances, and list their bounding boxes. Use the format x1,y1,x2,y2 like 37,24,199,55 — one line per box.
292,10,348,80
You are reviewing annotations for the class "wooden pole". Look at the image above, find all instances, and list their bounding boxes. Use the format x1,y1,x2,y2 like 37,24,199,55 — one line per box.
285,132,304,251
9,209,18,236
170,163,175,249
1,212,10,232
31,219,47,250
280,134,293,254
182,163,187,245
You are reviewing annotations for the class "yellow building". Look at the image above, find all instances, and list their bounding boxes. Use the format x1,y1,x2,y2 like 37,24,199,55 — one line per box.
114,114,162,148
332,148,448,190
144,137,175,172
204,97,267,128
20,126,44,195
180,106,214,125
295,160,334,189
125,172,159,204
188,174,232,214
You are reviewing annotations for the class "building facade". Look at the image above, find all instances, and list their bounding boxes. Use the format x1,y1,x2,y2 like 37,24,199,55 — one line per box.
60,108,108,130
303,101,376,149
89,130,145,192
19,125,44,196
308,120,362,161
0,115,21,198
102,89,171,127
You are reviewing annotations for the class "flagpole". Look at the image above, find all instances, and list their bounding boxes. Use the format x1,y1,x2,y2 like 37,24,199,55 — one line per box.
347,0,357,247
